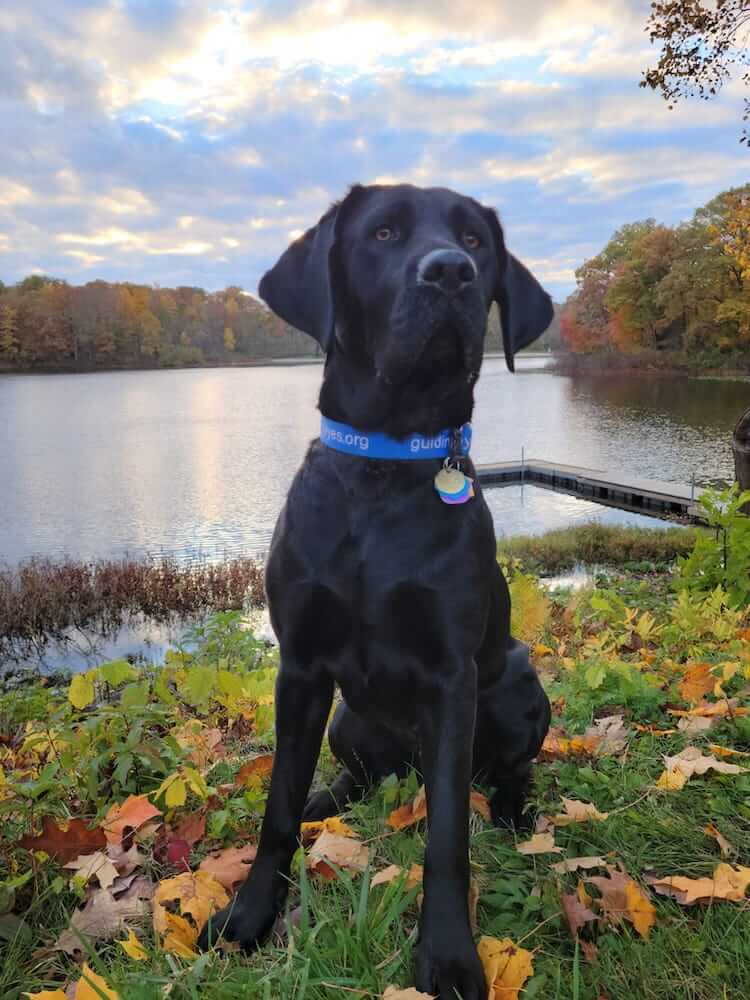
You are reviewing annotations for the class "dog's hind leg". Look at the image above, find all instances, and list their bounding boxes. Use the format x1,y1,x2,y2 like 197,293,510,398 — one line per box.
303,701,417,820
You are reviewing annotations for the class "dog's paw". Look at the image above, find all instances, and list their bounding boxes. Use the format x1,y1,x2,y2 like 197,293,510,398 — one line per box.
197,899,277,953
302,789,340,822
415,929,486,1000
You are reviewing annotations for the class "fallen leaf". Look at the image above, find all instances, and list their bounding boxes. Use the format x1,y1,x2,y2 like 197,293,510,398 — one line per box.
677,716,715,735
551,798,609,827
516,832,562,855
669,699,748,719
470,790,491,821
584,715,630,755
580,939,598,964
307,831,369,879
64,852,119,890
647,863,750,905
633,724,677,736
662,746,745,780
300,816,356,844
541,729,600,759
172,811,206,847
551,856,608,875
103,796,163,847
586,868,655,939
382,988,434,1000
106,843,144,877
55,876,153,955
198,844,257,892
708,743,750,759
678,663,715,704
235,753,274,788
370,864,423,890
22,992,68,999
153,871,229,955
119,927,148,961
76,965,119,1000
560,890,598,937
655,769,687,791
477,935,534,1000
20,817,106,865
387,786,428,830
704,823,733,857
166,838,191,871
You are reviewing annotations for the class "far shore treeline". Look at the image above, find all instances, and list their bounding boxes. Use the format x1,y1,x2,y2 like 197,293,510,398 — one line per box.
560,183,750,371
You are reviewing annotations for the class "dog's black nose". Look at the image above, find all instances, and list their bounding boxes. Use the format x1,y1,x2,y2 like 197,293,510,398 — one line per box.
417,249,478,293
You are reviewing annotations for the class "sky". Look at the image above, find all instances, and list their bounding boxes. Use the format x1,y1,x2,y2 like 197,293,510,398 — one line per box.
0,0,748,302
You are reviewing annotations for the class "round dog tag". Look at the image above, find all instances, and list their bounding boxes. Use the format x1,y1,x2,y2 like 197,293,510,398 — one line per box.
434,467,466,496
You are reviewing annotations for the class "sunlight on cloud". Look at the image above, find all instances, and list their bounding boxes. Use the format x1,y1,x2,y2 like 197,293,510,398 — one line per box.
63,250,106,267
0,181,33,207
57,228,145,248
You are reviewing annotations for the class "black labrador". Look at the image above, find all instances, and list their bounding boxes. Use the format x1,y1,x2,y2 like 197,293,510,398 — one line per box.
198,183,552,999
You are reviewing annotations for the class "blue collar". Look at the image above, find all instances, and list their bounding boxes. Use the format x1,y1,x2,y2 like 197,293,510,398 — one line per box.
320,415,472,460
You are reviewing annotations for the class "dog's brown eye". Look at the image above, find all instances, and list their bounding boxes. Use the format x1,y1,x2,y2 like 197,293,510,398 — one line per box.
463,232,480,250
375,227,393,241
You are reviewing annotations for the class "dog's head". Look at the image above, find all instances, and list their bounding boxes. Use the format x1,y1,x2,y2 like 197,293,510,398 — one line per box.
259,184,552,427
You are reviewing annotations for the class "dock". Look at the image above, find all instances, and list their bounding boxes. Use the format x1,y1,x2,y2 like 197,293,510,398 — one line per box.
475,458,703,521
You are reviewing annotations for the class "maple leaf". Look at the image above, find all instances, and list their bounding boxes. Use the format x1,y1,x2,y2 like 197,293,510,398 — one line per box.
22,992,67,999
647,863,750,905
586,868,656,939
655,769,687,791
516,832,562,855
153,871,229,954
551,856,608,875
633,723,677,736
370,864,423,890
64,851,119,890
551,798,609,826
678,662,716,704
300,816,356,844
541,728,601,759
119,927,148,961
704,823,733,857
77,963,119,1000
172,810,206,847
387,786,428,830
477,935,534,1000
307,831,369,879
657,747,745,791
583,715,630,755
561,889,598,937
55,875,153,955
669,699,748,719
470,790,491,820
166,838,191,871
677,715,715,736
103,795,162,847
68,673,96,711
235,753,274,788
20,817,107,865
198,843,257,892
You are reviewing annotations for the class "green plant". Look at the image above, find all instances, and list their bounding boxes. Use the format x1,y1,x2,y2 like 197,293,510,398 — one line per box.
677,484,750,608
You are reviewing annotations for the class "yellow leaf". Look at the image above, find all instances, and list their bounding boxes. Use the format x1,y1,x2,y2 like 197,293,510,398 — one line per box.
166,777,187,809
656,769,687,791
69,672,96,710
477,936,534,1000
22,992,68,999
534,643,555,657
183,767,209,800
625,880,656,939
153,871,229,954
704,823,733,857
516,832,562,855
76,964,120,1000
119,928,148,961
161,911,199,959
300,816,356,843
551,798,609,826
382,989,434,1000
371,864,423,890
648,863,750,905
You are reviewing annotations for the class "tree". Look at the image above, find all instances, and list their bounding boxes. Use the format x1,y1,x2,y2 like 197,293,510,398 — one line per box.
0,304,19,359
641,0,750,145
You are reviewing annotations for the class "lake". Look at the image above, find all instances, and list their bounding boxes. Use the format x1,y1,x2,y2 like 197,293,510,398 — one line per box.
1,357,748,567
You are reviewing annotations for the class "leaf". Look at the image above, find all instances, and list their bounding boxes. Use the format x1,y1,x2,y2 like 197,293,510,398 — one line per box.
584,715,630,755
306,831,369,879
55,876,153,955
64,851,119,890
198,844,257,892
155,774,187,809
172,811,206,847
477,935,534,1000
708,743,750,759
69,672,96,711
647,864,750,905
300,816,357,844
541,728,601,759
370,864,423,890
235,754,275,788
662,746,745,783
551,798,609,826
704,823,733,857
153,871,229,954
470,790,491,820
551,856,608,875
669,699,748,719
99,659,139,687
103,795,163,847
677,715,715,735
560,889,598,937
655,769,687,791
22,991,67,999
76,963,119,1000
387,786,427,830
678,662,716,704
20,817,106,865
516,832,562,855
119,927,148,961
382,988,434,1000
633,724,677,736
182,666,216,707
586,868,655,939
166,838,191,871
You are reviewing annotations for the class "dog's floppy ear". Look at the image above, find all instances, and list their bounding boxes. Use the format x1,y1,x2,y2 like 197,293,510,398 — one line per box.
483,207,554,372
258,185,366,352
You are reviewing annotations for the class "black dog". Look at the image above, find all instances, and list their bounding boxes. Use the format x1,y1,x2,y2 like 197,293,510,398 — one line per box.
199,184,552,999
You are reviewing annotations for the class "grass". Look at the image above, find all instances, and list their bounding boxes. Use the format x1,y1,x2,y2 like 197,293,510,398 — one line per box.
2,535,750,1000
497,522,698,574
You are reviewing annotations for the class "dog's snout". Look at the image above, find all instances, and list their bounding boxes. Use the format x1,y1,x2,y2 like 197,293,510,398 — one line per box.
417,249,478,293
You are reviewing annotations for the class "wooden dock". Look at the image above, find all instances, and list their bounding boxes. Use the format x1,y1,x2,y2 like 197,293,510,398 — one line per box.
475,458,703,521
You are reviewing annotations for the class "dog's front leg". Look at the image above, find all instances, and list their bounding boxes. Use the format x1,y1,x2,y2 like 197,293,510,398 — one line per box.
198,661,333,952
415,663,486,1000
